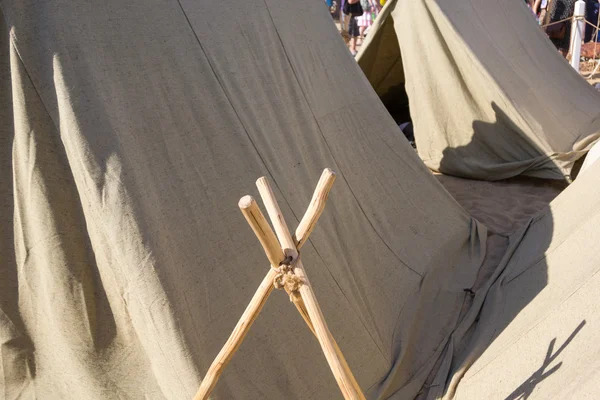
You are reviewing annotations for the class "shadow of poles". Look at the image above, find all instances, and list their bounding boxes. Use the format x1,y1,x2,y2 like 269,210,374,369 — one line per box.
504,320,586,400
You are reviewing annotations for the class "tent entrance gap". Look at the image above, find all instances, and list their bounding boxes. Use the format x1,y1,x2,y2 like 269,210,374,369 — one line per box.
357,14,414,146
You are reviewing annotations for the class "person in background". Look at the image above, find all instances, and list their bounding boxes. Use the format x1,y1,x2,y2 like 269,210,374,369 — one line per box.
585,0,600,42
533,0,549,24
356,0,377,45
348,14,360,56
547,0,576,56
356,0,369,45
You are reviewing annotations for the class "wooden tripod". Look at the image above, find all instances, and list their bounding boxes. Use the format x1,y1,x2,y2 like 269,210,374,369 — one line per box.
193,169,364,400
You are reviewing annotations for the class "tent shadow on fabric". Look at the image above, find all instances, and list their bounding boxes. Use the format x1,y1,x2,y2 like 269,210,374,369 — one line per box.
431,102,563,398
358,0,600,181
503,320,586,400
438,102,572,182
1,6,503,397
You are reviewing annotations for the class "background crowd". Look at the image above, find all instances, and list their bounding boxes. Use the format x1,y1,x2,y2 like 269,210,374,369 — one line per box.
347,0,381,56
528,0,600,56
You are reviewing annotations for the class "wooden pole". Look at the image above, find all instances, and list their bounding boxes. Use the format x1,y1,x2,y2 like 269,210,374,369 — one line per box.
290,295,362,396
194,170,346,400
261,170,361,397
238,195,285,267
193,269,277,400
194,197,284,400
256,177,365,400
294,168,336,249
239,195,316,334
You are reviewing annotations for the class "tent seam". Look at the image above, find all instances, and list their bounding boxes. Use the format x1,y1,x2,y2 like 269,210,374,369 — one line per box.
257,1,423,278
258,0,404,361
172,0,305,225
463,0,571,158
309,243,390,362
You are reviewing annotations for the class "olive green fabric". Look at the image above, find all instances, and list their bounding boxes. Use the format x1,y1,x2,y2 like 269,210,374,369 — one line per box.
0,1,486,398
358,0,600,181
3,1,600,399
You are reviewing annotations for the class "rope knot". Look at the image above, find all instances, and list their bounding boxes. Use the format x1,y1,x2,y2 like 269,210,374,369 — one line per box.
273,253,303,300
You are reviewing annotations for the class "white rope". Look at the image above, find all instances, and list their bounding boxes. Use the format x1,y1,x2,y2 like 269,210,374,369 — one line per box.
543,13,600,79
541,16,573,28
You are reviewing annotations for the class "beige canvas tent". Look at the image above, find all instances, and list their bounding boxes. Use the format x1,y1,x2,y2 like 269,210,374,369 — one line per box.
1,0,599,399
0,1,487,398
358,0,600,181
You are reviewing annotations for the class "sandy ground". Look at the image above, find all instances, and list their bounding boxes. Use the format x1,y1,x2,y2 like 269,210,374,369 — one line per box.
435,174,566,235
580,61,600,85
434,173,567,291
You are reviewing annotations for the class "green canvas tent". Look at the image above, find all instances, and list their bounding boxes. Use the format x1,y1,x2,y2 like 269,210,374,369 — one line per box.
0,1,486,398
1,0,599,399
358,0,600,180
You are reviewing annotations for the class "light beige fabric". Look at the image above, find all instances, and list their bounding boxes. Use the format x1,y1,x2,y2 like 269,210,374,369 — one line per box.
0,2,486,399
580,140,600,174
428,157,600,400
358,0,600,181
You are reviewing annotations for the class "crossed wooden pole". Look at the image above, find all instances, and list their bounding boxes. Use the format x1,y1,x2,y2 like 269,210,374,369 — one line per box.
193,169,365,400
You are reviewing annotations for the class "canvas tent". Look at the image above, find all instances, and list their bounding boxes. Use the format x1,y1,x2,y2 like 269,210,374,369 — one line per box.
358,0,600,181
1,1,599,400
0,1,486,398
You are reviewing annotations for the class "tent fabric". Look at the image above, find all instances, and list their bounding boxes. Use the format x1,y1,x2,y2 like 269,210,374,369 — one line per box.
580,140,600,174
358,0,600,181
428,156,600,400
0,1,488,399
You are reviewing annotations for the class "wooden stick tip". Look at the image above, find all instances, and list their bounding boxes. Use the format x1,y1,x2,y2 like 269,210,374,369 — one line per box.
323,168,336,177
238,195,256,210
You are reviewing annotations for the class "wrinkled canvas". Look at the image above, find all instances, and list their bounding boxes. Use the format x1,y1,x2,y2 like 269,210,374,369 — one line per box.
358,0,600,180
2,1,599,399
0,2,485,398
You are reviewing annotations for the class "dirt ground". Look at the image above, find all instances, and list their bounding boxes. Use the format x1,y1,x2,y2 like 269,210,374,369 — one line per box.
581,60,600,86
